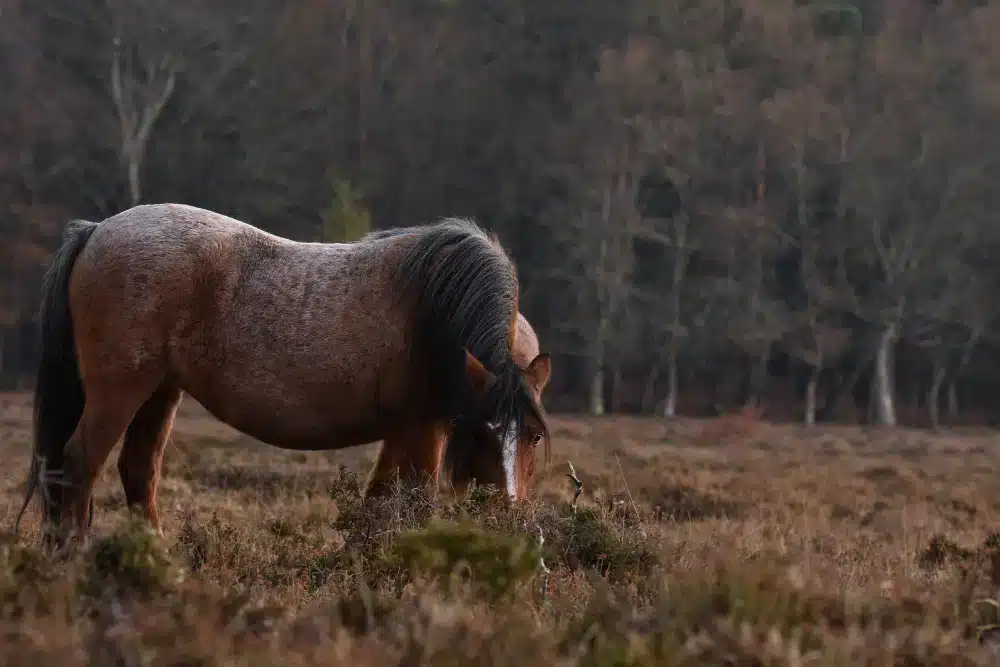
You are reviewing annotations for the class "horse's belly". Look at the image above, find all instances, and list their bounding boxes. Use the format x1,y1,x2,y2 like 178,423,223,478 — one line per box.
182,376,386,451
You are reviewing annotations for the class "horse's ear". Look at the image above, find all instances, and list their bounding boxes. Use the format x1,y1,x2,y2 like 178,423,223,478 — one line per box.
464,348,495,395
525,353,551,394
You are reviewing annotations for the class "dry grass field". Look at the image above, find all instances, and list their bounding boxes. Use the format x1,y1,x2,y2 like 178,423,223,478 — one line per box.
3,391,1000,665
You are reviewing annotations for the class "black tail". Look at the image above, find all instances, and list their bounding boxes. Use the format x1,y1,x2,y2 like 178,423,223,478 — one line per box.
15,219,100,535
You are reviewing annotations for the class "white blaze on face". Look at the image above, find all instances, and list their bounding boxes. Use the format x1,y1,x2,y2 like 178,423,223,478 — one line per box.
493,419,520,501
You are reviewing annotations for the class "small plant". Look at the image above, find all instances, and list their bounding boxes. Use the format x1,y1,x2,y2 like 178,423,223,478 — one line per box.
0,532,57,588
176,511,241,573
0,531,66,618
547,505,658,580
390,519,539,601
919,534,974,569
981,533,1000,585
320,179,372,243
268,517,304,541
327,464,364,504
457,481,507,517
82,518,181,599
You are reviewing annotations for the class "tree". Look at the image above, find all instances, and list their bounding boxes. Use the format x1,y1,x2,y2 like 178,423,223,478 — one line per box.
828,2,990,426
321,180,372,243
627,3,758,417
543,42,655,415
759,40,854,425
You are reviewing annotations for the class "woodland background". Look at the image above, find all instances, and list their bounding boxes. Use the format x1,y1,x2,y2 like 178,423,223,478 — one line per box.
3,0,1000,428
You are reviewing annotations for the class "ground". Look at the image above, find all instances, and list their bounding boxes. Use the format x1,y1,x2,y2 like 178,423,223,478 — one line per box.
2,391,1000,665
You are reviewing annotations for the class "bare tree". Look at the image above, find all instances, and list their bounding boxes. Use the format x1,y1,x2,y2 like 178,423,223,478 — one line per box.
544,43,659,415
828,4,989,426
108,35,174,207
710,204,790,410
624,4,759,417
102,0,258,208
908,262,993,429
761,70,853,425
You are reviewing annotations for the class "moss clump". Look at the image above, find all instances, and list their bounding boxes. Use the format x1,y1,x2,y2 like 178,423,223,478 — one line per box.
0,532,67,619
390,520,539,601
82,518,181,599
919,534,974,569
546,506,658,580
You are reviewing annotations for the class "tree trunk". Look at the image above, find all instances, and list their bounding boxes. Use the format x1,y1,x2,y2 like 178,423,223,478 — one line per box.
609,365,623,414
586,316,607,415
590,308,608,416
640,363,658,414
127,153,142,207
357,0,371,175
872,325,897,427
744,347,770,409
804,365,820,427
590,183,611,418
662,350,678,418
945,335,976,422
589,366,605,416
867,380,875,424
819,348,873,422
946,383,959,421
718,363,741,414
928,362,946,430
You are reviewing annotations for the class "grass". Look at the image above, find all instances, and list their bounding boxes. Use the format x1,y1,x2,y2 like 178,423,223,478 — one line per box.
2,393,1000,664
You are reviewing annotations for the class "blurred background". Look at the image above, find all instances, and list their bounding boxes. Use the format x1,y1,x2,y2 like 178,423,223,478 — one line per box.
2,0,1000,427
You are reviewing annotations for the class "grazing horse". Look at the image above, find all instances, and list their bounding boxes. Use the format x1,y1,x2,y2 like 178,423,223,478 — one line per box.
16,204,550,546
448,312,552,497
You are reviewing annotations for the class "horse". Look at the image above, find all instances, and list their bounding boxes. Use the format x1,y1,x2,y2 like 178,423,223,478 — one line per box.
15,204,551,547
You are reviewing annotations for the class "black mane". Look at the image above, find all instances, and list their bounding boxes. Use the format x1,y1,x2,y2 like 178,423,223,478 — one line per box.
388,218,542,466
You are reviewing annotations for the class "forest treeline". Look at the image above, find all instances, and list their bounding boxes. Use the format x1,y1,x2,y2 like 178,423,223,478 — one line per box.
2,0,1000,427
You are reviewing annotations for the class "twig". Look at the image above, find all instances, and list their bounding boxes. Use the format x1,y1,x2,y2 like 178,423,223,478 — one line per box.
614,453,645,537
565,461,583,512
537,526,550,601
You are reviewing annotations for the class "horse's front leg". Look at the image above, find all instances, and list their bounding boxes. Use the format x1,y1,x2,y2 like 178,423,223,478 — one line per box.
364,420,449,498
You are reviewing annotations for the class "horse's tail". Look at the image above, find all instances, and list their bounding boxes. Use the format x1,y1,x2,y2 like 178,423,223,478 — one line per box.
15,219,100,535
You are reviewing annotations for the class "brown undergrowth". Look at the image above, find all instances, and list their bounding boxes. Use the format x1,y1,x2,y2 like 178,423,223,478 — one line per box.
2,394,1000,665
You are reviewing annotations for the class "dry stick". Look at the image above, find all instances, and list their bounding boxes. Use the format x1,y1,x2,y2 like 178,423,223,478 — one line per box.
566,461,583,512
537,526,550,601
539,462,585,602
614,453,646,537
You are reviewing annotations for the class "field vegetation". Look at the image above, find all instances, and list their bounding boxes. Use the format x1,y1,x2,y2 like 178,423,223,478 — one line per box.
3,393,1000,665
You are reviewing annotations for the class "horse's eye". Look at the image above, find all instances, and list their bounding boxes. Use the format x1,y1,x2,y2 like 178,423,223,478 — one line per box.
530,433,543,447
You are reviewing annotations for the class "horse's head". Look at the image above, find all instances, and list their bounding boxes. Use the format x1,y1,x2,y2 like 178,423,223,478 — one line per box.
453,349,551,501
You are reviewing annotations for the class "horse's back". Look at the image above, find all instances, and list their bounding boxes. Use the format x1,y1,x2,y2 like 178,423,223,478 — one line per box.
84,202,276,257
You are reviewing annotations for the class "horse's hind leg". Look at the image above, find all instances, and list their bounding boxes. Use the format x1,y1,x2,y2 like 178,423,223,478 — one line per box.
118,384,182,535
58,384,152,542
364,420,448,498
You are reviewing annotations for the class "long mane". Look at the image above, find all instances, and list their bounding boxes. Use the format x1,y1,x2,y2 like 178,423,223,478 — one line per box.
383,218,546,468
